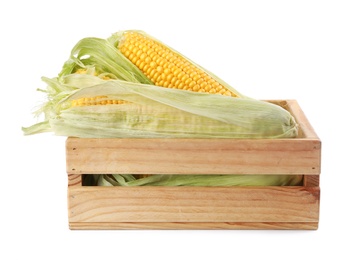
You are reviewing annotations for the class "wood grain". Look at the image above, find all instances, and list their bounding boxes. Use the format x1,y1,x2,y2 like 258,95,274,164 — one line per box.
66,138,320,175
68,186,319,223
69,221,318,230
304,175,320,187
68,174,81,187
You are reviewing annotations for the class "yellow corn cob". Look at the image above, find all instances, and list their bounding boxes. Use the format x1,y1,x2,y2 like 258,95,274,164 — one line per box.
75,68,112,80
71,96,128,107
118,31,238,97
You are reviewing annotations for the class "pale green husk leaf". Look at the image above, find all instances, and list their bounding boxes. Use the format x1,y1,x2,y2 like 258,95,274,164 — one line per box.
84,174,303,187
34,76,298,139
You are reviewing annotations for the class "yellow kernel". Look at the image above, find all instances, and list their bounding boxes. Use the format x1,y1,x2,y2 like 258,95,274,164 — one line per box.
185,78,192,85
214,83,222,91
171,77,177,85
150,52,157,60
170,66,176,73
131,56,138,64
192,84,200,91
124,50,130,57
162,52,169,59
181,74,189,82
146,49,153,56
144,65,151,74
197,78,204,85
155,56,162,64
156,74,162,82
168,56,177,64
150,61,157,68
189,81,196,89
207,78,214,84
156,66,163,73
166,74,173,82
177,82,184,89
192,74,200,82
140,53,146,61
200,81,207,89
183,66,191,73
158,49,165,56
177,71,185,79
121,46,127,53
163,68,170,75
144,57,151,64
139,61,145,70
132,46,138,54
165,53,173,60
149,69,156,79
171,66,179,74
224,90,232,96
159,59,166,67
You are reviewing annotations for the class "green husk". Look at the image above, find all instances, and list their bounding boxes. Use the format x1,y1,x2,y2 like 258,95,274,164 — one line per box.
84,174,303,187
58,36,153,84
28,76,298,138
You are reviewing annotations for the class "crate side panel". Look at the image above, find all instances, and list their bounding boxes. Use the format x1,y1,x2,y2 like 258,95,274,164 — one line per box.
66,138,321,175
68,186,319,223
69,221,318,230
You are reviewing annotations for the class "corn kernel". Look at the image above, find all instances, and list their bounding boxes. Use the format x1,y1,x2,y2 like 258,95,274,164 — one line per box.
119,32,237,97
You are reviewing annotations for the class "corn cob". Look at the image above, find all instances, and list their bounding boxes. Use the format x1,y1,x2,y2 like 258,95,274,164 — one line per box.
23,31,298,140
118,31,238,97
71,96,129,106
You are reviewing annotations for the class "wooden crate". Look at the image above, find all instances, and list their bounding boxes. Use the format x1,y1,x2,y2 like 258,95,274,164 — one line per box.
66,100,321,230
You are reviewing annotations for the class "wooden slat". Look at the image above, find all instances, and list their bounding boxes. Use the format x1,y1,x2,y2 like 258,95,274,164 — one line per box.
67,138,320,175
68,174,82,187
68,186,319,223
304,175,320,187
66,138,320,175
69,221,318,230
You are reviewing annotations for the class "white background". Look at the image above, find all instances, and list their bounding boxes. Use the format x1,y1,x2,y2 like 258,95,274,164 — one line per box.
1,0,362,259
